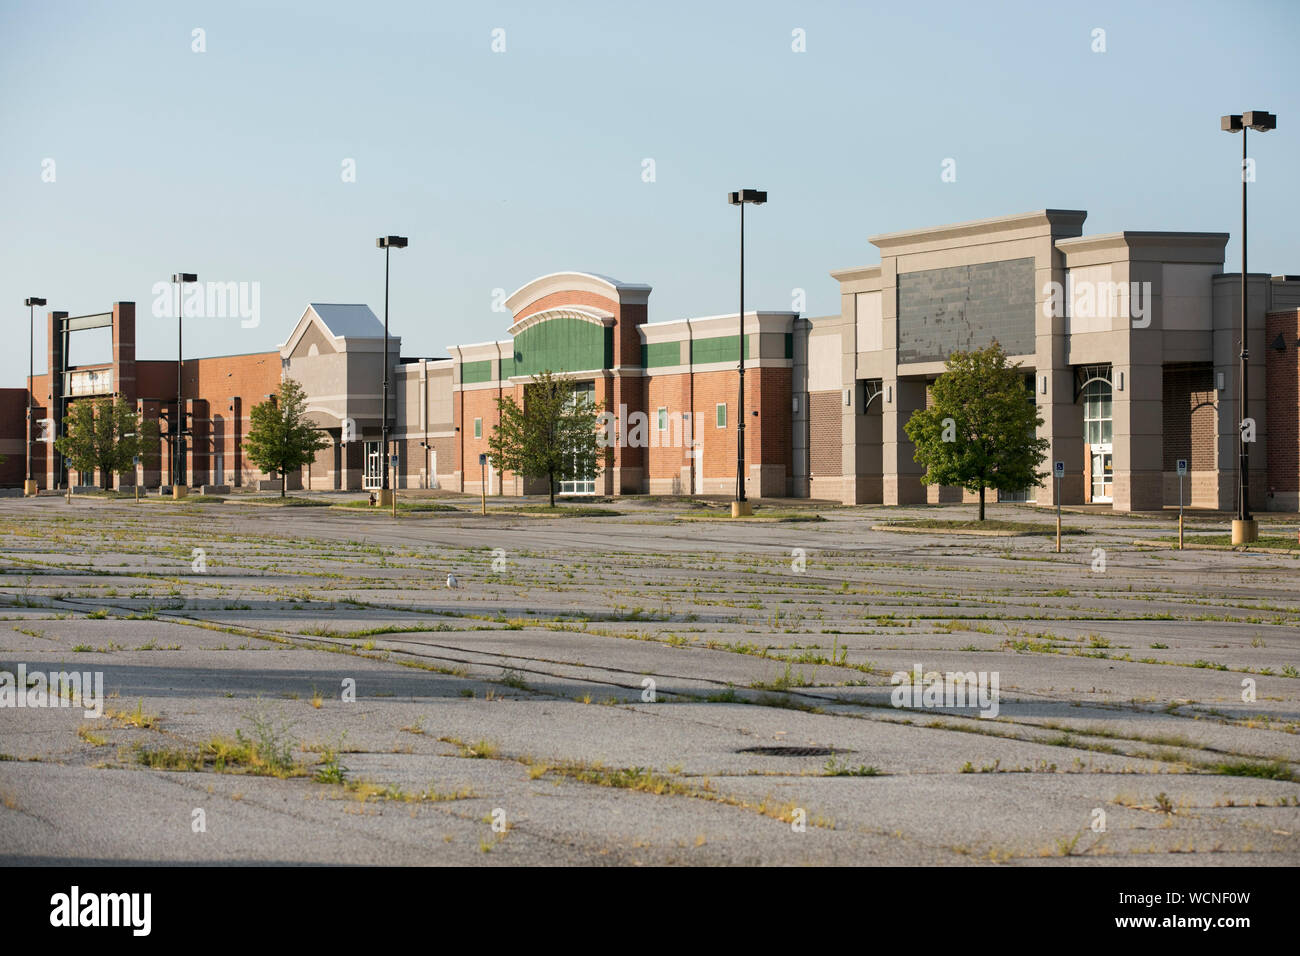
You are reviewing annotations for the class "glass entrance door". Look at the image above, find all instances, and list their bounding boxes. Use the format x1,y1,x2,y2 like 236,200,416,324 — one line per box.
1082,373,1114,504
363,441,382,490
1090,444,1113,502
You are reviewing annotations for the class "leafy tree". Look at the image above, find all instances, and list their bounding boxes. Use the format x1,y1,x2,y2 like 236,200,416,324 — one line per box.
54,397,160,491
903,342,1048,520
243,379,328,497
488,370,603,507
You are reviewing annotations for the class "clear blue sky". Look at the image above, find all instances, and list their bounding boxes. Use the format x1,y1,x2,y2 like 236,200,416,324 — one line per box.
3,0,1297,381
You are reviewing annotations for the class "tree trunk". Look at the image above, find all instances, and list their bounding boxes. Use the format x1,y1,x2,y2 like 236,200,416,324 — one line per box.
548,472,555,508
978,484,986,521
280,470,286,498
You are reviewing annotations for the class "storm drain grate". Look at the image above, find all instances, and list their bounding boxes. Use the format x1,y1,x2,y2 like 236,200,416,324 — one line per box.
736,746,837,757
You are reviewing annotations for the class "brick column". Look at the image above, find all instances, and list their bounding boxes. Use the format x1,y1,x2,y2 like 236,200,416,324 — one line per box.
612,373,645,493
46,311,68,489
112,302,137,402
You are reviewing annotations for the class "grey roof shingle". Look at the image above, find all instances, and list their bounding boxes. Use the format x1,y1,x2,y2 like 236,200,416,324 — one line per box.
309,303,386,339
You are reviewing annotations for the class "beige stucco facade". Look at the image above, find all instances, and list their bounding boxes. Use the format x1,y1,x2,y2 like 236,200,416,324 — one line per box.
804,209,1298,511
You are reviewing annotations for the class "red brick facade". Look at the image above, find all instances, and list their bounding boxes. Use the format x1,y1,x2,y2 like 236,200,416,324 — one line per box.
14,301,282,491
1161,365,1217,472
458,383,509,495
514,291,618,324
182,352,282,487
808,390,840,479
0,389,31,487
449,276,795,498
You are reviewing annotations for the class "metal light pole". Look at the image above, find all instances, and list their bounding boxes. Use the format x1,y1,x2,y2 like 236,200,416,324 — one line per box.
376,236,408,503
727,188,766,517
1220,111,1275,545
172,274,198,498
24,297,47,496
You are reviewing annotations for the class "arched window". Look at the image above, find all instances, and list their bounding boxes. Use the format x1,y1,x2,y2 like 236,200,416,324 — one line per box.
1079,371,1114,502
1082,378,1112,445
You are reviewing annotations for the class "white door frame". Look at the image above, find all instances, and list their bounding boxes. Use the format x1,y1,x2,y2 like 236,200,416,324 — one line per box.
1090,442,1114,503
363,441,382,490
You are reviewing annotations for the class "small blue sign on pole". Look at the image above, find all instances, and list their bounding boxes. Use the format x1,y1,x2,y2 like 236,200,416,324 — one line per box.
1176,459,1188,477
478,453,488,514
1053,461,1065,479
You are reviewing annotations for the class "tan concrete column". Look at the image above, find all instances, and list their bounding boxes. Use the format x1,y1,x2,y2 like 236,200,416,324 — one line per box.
1112,359,1164,511
882,378,927,504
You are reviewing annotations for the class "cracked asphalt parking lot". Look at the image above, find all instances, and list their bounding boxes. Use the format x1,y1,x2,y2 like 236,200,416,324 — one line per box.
1,494,1297,865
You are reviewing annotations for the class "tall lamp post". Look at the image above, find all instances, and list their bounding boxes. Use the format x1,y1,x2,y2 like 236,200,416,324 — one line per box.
24,296,47,496
727,188,766,518
172,273,198,498
1220,111,1276,545
376,236,408,504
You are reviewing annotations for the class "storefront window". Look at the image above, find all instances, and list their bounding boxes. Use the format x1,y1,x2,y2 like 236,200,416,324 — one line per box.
559,382,597,496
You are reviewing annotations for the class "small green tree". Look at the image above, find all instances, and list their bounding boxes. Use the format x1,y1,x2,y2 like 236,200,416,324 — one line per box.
54,397,160,491
243,379,328,497
488,370,603,507
904,342,1048,520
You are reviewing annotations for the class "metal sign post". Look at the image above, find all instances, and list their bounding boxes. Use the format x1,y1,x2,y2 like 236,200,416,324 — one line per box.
479,453,487,516
1176,459,1187,550
390,452,399,518
1053,461,1064,553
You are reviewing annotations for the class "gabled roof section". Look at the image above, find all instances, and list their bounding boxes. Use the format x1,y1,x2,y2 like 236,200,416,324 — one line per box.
309,303,386,339
281,303,399,358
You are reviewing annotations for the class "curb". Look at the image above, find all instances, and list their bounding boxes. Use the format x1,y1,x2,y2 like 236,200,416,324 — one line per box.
871,524,1030,537
1130,539,1300,555
677,514,823,523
